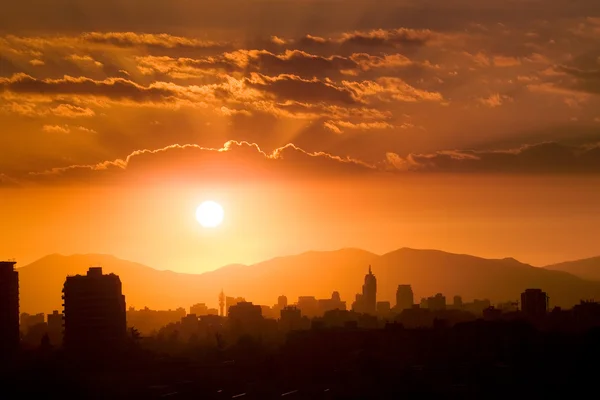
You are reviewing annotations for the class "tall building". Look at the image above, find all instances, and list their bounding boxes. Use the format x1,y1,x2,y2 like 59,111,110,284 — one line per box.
521,289,548,318
62,267,127,352
0,261,19,352
219,289,225,317
47,310,63,346
362,265,377,314
277,295,288,310
395,285,414,311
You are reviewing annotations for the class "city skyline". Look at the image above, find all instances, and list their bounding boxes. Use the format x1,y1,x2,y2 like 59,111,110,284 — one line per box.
2,0,600,272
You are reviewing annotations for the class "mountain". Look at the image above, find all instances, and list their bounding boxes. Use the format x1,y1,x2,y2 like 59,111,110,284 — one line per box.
544,256,600,282
17,249,600,314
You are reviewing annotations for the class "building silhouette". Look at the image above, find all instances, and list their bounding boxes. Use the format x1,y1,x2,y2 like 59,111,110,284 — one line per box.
62,267,127,352
47,310,63,346
280,306,303,332
228,301,263,338
297,296,319,318
0,261,19,353
352,266,377,314
318,291,346,315
395,284,414,311
219,289,225,317
427,293,447,311
225,296,245,315
363,266,377,314
521,289,549,318
190,303,209,316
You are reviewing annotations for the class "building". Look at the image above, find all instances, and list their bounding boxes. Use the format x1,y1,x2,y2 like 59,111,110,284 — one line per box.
453,295,463,309
62,267,127,352
278,295,288,310
190,303,209,316
219,289,225,317
352,266,377,314
362,266,377,314
427,293,446,311
521,289,548,318
395,285,414,311
377,301,391,314
0,261,19,353
226,296,246,315
20,312,45,333
47,310,63,346
318,291,346,315
279,306,303,332
228,301,263,338
297,296,319,318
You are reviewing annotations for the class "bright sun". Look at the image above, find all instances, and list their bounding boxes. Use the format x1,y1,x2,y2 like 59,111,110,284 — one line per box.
196,201,224,228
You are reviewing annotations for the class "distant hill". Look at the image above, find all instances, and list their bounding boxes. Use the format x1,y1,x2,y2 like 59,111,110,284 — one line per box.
545,256,600,282
17,249,600,314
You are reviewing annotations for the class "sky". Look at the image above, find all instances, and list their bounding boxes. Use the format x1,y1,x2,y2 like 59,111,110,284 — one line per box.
1,0,600,272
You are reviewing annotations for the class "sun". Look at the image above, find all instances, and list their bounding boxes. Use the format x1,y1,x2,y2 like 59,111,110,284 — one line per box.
196,201,224,228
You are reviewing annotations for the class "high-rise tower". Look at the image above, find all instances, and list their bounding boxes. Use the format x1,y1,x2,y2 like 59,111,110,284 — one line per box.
0,261,19,353
62,267,126,352
362,265,377,315
219,289,225,317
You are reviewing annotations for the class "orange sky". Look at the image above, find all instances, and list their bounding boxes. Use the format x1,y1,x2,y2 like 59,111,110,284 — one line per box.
1,0,600,272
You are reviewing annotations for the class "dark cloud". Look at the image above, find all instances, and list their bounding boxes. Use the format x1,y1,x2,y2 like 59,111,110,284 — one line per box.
246,74,359,105
0,73,179,102
387,142,600,173
560,65,600,95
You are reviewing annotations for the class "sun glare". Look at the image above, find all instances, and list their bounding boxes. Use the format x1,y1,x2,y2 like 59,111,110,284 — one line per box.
196,201,224,228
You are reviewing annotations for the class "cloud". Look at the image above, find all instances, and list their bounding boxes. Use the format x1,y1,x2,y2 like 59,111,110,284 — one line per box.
65,54,103,68
80,32,223,50
246,74,359,105
323,120,395,134
0,73,181,102
385,142,600,173
42,124,96,134
42,125,70,133
24,140,376,186
478,93,512,108
50,104,95,118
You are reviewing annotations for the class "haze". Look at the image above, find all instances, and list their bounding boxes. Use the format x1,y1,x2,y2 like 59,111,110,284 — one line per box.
1,0,600,272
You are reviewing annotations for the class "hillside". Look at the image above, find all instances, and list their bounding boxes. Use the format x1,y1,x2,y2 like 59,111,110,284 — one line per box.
16,249,600,314
545,256,600,282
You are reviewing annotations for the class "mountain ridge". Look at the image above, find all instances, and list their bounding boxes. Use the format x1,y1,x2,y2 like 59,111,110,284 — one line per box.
15,248,600,314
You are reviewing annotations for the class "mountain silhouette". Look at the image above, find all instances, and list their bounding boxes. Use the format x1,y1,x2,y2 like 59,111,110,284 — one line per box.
545,256,600,282
17,249,600,314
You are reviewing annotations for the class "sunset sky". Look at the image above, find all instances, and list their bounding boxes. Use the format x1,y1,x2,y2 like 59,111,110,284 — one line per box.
2,0,600,272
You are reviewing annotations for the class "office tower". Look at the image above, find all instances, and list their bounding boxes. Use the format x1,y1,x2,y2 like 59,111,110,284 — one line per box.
521,289,548,318
278,295,288,310
395,285,414,311
362,265,377,314
0,261,19,352
62,267,126,352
